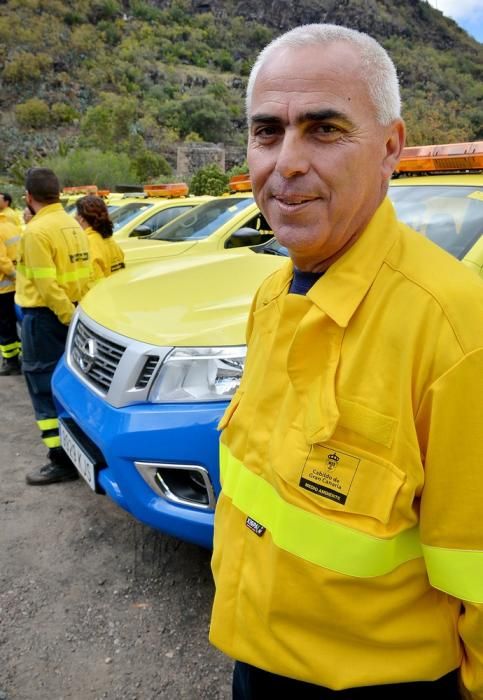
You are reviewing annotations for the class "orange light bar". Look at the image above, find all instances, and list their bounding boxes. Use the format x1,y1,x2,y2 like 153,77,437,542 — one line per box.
396,141,483,173
143,183,189,198
229,174,252,192
97,189,110,198
62,185,98,195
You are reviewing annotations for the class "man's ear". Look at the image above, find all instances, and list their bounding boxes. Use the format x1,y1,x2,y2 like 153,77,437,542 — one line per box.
382,119,406,180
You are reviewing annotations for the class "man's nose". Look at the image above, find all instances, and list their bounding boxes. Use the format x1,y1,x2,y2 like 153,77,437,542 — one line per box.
274,130,311,178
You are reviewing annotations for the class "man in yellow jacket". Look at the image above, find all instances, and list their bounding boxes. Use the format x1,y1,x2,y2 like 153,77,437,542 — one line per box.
210,24,483,699
16,168,91,485
0,210,21,375
0,192,22,229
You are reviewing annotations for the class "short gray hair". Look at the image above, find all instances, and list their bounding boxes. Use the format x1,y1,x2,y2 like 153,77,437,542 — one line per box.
246,24,401,126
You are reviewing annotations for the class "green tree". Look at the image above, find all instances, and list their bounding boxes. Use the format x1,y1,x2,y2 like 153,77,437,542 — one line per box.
179,96,232,143
189,163,228,196
3,51,52,83
44,148,138,189
80,94,137,150
51,102,78,125
133,150,172,182
227,162,249,178
15,98,50,128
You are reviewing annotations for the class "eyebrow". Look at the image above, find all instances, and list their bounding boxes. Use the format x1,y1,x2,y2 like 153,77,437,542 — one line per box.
250,109,352,127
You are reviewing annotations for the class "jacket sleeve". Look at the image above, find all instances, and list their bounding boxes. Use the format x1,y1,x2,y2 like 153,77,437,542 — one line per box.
417,348,483,699
91,255,105,283
23,230,75,325
0,237,15,276
88,235,106,282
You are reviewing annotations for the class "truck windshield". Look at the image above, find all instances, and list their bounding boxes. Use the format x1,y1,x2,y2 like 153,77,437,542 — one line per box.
150,197,254,242
110,202,153,231
388,184,482,260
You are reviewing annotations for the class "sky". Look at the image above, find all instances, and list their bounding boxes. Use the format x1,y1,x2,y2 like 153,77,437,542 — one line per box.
427,0,483,42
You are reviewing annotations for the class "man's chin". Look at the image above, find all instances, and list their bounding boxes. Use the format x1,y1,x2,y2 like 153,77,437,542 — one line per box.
273,227,328,252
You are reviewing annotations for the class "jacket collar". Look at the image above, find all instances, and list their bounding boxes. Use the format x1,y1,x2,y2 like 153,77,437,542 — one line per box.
262,197,400,328
32,202,64,221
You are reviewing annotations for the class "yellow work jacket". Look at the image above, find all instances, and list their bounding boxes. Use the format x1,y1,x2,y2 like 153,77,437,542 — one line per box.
210,198,483,696
15,203,91,324
0,214,20,295
2,206,22,229
86,227,125,282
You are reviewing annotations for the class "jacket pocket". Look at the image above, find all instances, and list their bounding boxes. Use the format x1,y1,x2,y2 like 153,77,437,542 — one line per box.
336,397,396,449
297,442,405,524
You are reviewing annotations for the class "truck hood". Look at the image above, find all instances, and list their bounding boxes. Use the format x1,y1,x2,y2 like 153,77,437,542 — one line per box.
80,250,288,346
119,237,198,263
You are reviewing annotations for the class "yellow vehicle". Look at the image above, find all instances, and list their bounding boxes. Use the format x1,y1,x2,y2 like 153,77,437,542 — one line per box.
107,185,212,242
60,184,210,242
60,185,99,213
390,142,483,277
119,145,483,273
51,142,483,549
119,190,272,264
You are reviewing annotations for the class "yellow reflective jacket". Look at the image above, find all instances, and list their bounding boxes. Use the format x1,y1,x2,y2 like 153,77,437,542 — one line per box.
2,206,22,229
15,203,91,324
0,214,20,295
210,198,483,697
86,227,125,282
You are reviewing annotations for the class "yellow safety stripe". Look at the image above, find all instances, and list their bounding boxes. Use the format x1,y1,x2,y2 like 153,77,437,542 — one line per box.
57,268,90,283
0,343,20,358
37,418,59,431
220,442,423,578
423,544,483,603
6,236,21,245
17,264,90,283
17,264,56,279
43,435,61,448
0,279,15,288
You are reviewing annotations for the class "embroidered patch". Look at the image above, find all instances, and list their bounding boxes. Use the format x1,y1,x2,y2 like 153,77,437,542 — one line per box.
246,517,266,537
299,445,360,505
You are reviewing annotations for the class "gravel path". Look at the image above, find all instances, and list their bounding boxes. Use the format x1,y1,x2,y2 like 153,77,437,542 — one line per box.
0,374,232,700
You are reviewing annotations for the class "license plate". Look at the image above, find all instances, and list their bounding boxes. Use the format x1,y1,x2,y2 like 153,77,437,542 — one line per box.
59,420,96,491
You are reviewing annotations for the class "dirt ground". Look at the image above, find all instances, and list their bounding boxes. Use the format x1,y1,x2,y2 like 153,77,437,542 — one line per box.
0,374,232,700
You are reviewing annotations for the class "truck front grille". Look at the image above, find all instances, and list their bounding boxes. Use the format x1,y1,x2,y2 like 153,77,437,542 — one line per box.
71,319,126,394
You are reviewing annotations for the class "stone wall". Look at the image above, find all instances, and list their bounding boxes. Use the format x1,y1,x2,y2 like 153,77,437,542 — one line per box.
176,143,225,179
176,142,246,177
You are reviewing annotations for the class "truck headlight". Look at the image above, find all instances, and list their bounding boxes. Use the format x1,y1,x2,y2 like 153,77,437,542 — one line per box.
148,346,246,403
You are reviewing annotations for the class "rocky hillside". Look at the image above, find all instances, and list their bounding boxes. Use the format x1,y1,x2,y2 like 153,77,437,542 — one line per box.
0,0,481,180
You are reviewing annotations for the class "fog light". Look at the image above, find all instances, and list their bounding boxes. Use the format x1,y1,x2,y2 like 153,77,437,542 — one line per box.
134,462,215,510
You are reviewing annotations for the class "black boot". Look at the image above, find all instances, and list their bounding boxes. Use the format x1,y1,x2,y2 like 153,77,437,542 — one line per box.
0,356,21,376
25,447,79,486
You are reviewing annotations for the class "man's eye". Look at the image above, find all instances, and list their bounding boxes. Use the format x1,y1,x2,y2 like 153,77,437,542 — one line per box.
315,124,339,133
255,126,279,138
313,124,343,137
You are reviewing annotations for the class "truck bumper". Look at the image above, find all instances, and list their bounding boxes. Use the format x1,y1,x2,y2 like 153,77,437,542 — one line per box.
52,357,223,549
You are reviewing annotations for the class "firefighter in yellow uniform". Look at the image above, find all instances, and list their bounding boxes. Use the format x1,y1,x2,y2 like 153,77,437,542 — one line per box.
15,168,91,485
0,192,22,229
0,211,21,375
74,195,125,281
210,25,483,699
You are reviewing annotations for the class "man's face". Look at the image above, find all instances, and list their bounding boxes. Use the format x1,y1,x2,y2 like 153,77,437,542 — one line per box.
24,192,36,216
247,42,404,270
0,195,7,210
